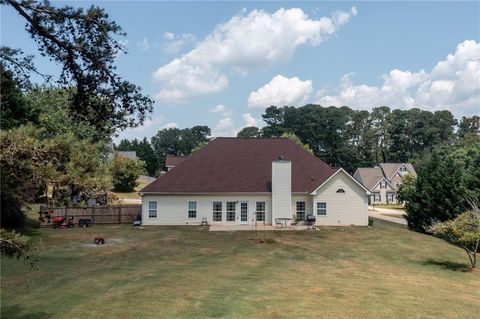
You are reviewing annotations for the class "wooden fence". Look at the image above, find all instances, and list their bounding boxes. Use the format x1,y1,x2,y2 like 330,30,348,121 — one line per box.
39,205,141,228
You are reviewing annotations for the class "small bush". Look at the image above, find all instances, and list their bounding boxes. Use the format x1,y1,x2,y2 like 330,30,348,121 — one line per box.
110,156,145,192
368,217,375,227
265,238,277,244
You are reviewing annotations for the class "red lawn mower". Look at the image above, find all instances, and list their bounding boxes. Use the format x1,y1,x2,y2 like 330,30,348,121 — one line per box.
52,216,75,229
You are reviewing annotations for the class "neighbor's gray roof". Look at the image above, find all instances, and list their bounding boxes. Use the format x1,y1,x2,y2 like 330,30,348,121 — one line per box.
379,163,416,179
116,151,137,160
354,168,385,191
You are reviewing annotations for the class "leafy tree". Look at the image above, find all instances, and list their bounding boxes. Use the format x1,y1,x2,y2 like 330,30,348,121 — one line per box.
0,229,38,270
401,151,466,232
458,116,478,138
2,0,153,135
429,200,480,269
110,156,145,192
261,106,285,137
237,126,261,138
0,65,39,129
116,137,159,176
25,87,102,141
281,132,313,154
0,125,111,226
151,126,211,170
399,134,480,232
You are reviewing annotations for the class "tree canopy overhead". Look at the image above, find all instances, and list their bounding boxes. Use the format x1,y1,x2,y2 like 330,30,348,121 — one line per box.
1,0,153,135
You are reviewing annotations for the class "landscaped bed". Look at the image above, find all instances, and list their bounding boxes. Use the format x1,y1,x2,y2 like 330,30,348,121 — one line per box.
1,220,479,319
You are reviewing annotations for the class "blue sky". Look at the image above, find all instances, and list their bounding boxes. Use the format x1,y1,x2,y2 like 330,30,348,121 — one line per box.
2,1,479,142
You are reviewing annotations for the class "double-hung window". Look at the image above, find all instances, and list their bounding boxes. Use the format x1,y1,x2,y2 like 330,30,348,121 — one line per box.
188,201,197,219
256,201,266,222
296,201,306,221
226,202,236,221
148,201,157,218
317,202,327,216
374,194,381,202
213,201,222,222
380,180,387,189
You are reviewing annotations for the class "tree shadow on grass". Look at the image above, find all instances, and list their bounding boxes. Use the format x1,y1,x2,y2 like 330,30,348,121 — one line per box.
421,258,471,272
1,305,52,319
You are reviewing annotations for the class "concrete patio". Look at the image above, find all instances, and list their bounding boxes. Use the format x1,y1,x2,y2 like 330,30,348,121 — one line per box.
209,224,312,231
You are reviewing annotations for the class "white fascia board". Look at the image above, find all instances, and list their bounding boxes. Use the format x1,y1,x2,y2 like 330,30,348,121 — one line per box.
309,168,371,195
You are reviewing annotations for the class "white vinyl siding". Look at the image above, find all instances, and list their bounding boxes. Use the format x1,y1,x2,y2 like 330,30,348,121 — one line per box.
188,201,197,219
312,170,368,226
148,201,157,218
272,161,291,220
142,194,271,226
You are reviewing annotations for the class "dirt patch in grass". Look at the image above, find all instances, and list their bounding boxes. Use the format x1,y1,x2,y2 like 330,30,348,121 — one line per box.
81,238,126,248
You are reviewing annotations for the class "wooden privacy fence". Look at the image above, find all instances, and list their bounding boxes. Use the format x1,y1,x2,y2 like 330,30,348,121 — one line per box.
39,205,141,228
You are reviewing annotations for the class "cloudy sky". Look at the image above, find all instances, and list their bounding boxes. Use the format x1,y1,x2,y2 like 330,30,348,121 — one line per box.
2,1,479,141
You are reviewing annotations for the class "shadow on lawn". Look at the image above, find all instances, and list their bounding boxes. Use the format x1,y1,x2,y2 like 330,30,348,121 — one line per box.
421,259,471,272
1,305,52,319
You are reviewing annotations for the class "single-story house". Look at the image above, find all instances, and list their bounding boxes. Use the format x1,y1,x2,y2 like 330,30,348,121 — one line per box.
140,138,370,226
353,163,416,204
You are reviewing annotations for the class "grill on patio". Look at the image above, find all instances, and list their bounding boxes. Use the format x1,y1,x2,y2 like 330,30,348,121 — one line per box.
306,214,316,230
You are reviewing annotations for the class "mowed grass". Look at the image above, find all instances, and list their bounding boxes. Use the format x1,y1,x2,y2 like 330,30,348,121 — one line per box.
1,220,479,319
111,180,149,202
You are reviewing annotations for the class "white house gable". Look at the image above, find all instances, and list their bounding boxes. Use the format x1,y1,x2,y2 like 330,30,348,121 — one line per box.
311,170,368,226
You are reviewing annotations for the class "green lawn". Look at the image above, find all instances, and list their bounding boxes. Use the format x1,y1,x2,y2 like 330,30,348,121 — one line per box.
1,220,479,319
111,180,149,202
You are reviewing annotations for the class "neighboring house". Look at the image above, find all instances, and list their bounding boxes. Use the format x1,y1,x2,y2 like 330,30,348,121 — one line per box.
353,163,416,204
115,151,138,160
140,138,370,226
467,115,480,134
165,155,187,171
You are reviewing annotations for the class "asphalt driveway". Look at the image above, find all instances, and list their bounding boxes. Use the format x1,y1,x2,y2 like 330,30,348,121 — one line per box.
368,207,407,225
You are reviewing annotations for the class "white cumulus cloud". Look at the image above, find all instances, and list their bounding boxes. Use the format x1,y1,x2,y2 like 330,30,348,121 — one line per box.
161,122,179,129
242,113,259,127
315,40,480,116
153,7,357,103
247,75,313,108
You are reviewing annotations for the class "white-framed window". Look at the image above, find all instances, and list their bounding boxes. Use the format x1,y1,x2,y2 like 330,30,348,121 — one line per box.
399,166,407,173
256,201,266,222
213,201,222,222
373,194,381,202
317,202,327,216
148,201,157,218
387,194,395,203
380,180,387,189
336,188,346,194
226,202,236,221
296,201,306,221
188,201,197,219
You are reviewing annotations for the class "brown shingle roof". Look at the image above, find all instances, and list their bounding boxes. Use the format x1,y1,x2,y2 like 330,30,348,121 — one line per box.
165,155,187,168
379,163,416,179
141,138,338,193
354,167,385,191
